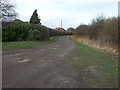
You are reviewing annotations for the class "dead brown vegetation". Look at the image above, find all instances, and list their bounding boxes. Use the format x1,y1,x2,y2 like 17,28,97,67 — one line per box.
74,16,118,55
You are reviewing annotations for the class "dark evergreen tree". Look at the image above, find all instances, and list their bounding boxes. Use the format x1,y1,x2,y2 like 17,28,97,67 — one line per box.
29,9,41,24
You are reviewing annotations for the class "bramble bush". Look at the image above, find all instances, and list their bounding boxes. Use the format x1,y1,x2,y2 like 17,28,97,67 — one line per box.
49,28,73,36
28,29,42,40
2,20,73,42
32,24,50,40
2,23,32,41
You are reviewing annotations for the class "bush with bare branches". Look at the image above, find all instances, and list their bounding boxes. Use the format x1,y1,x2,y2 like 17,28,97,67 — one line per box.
75,16,118,46
1,0,17,21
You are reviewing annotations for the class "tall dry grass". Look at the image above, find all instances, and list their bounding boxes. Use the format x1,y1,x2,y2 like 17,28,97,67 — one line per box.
75,16,118,55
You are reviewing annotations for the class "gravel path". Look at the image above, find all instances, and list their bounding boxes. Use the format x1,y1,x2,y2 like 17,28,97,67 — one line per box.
2,36,84,88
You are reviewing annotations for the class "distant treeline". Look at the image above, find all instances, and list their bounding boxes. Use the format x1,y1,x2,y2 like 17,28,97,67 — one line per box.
2,19,72,41
75,16,118,46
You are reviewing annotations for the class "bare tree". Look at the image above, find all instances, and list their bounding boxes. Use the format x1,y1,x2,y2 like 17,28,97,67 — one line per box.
0,0,17,21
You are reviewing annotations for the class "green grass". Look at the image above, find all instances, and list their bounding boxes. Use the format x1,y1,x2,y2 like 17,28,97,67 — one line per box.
72,41,118,88
2,36,61,50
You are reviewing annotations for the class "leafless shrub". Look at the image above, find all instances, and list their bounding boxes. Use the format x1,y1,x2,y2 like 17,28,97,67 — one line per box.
75,15,118,46
75,24,88,36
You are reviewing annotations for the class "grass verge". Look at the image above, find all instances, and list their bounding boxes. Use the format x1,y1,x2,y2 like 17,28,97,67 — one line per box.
2,36,61,50
72,41,118,88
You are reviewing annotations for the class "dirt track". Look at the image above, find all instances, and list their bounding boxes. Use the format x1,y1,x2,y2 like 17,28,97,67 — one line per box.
2,36,84,88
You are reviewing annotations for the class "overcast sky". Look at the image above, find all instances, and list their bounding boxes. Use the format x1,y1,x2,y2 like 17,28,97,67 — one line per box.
14,0,118,29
